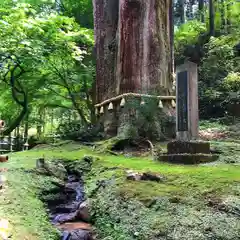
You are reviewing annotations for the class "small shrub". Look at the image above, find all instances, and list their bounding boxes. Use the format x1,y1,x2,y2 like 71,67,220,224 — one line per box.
56,120,104,142
120,97,175,140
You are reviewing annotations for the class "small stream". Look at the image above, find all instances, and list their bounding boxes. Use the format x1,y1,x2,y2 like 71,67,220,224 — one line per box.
44,174,93,240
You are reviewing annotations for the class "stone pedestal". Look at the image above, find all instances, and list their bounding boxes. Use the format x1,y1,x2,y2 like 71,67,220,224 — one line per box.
157,153,219,164
156,140,218,164
167,141,210,154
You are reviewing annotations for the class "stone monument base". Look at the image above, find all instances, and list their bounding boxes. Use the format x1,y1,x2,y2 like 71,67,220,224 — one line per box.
157,153,218,164
156,140,219,164
167,140,210,154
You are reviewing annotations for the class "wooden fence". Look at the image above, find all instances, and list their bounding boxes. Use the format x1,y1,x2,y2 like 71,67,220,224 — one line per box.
0,133,62,154
0,135,29,154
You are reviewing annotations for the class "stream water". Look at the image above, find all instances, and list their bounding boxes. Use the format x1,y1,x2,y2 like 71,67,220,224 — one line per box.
45,174,93,240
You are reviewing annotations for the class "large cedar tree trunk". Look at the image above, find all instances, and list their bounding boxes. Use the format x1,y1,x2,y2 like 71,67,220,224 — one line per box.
93,0,175,139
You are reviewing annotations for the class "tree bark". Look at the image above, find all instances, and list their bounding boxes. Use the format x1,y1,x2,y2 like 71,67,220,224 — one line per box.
3,67,28,136
93,0,174,139
24,112,29,141
226,1,231,33
93,0,172,101
3,104,28,136
220,0,225,33
209,0,215,36
179,0,185,24
169,0,174,85
198,0,204,22
186,0,194,20
37,107,44,138
116,0,172,95
92,0,119,104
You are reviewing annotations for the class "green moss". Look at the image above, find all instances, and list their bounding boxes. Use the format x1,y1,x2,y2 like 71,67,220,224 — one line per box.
95,137,122,153
12,142,240,200
1,141,239,240
117,181,181,204
0,166,60,239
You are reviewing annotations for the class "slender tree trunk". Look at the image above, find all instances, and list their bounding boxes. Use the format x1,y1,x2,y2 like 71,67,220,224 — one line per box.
220,0,226,33
16,126,20,151
198,0,204,22
70,93,89,126
42,108,46,134
24,112,29,141
3,90,28,136
209,0,215,36
226,1,231,33
3,106,28,136
37,107,43,138
62,79,89,125
179,0,185,24
51,109,54,134
186,0,194,20
3,68,28,136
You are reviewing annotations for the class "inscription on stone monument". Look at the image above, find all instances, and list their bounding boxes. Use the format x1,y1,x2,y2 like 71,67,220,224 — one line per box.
177,71,188,131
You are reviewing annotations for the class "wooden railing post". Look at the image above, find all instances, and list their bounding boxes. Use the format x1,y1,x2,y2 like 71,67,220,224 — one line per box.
23,138,29,151
8,134,13,152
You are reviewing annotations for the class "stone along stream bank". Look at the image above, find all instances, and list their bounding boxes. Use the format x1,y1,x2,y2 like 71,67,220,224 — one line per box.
37,157,94,240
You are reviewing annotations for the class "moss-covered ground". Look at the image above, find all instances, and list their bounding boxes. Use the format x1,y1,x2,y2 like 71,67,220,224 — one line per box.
0,140,239,239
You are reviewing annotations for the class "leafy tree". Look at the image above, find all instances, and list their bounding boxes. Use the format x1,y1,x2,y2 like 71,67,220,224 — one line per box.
0,3,94,135
59,0,93,28
199,32,240,118
174,0,240,119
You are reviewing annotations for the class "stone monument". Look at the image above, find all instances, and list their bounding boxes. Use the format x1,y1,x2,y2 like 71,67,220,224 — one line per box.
176,61,198,141
157,61,219,164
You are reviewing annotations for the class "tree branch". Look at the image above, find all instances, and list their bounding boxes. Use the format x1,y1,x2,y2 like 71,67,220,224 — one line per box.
49,61,89,125
0,57,28,135
44,103,72,109
45,86,70,100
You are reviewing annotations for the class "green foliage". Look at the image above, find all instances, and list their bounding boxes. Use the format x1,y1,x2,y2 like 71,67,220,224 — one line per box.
56,119,103,141
1,140,239,239
199,33,240,118
120,97,175,140
175,1,240,119
60,0,93,28
83,146,240,240
0,2,94,134
0,164,60,239
223,72,240,92
174,20,207,58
